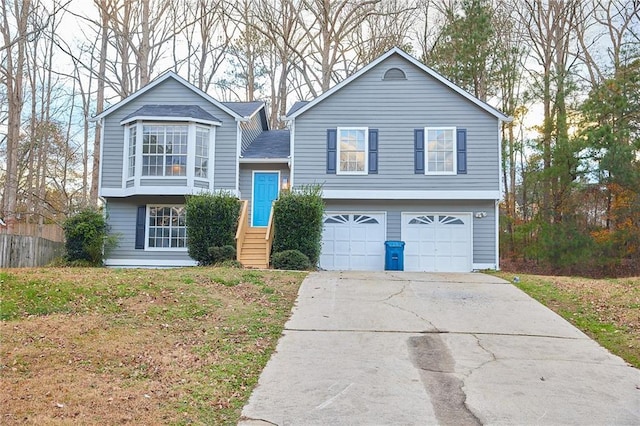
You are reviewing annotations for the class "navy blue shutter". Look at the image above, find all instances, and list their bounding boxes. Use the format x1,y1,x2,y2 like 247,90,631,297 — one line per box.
135,206,146,249
414,129,425,174
368,129,378,174
327,129,337,174
457,128,467,174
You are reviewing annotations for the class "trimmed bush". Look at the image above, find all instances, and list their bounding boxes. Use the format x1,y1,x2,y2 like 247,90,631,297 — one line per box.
63,208,114,266
185,192,241,265
271,250,312,270
208,245,237,264
272,185,324,266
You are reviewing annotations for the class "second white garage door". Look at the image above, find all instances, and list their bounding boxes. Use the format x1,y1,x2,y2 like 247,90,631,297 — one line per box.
401,213,472,272
320,213,385,271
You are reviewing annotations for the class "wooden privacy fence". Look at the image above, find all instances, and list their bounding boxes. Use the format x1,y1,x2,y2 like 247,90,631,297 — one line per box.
0,223,64,242
0,234,65,268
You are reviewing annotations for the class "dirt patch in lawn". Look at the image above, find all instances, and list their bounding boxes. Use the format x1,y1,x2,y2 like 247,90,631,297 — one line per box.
0,267,306,425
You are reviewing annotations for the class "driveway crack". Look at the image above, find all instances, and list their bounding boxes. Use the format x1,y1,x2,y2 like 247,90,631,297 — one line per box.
238,415,279,425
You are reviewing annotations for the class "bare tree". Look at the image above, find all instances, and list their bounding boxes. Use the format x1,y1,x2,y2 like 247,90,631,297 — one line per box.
520,0,582,221
251,0,308,127
1,0,33,230
294,0,381,95
349,0,419,70
576,0,640,86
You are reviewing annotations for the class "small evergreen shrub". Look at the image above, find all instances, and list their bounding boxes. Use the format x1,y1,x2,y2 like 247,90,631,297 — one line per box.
272,185,324,266
63,208,114,266
208,245,237,264
271,250,312,270
185,192,241,265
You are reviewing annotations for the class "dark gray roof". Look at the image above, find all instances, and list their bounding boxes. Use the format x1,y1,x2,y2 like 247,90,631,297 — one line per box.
122,104,221,122
242,130,290,158
286,101,309,116
221,101,264,117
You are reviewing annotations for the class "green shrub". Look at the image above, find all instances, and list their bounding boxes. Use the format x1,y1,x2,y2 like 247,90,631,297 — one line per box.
272,185,324,266
208,245,237,264
63,208,114,266
185,192,241,265
524,219,597,268
271,250,312,270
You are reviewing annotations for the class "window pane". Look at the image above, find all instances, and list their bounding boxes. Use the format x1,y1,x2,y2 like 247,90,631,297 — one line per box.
339,128,366,172
426,128,455,173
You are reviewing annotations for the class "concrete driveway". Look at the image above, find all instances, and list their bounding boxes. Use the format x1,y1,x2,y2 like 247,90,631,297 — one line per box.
240,271,640,425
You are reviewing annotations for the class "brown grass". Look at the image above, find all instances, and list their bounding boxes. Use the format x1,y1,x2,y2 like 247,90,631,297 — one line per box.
0,267,306,425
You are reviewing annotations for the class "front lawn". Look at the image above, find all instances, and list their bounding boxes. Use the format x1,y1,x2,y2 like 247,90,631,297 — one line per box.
495,272,640,368
0,267,306,424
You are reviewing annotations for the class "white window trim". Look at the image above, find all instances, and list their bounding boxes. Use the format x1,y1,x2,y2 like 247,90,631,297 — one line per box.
424,126,457,175
144,204,188,252
140,123,189,178
336,127,368,175
122,121,216,190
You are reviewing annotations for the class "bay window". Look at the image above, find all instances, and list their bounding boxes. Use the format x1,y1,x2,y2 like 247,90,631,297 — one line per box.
124,121,214,184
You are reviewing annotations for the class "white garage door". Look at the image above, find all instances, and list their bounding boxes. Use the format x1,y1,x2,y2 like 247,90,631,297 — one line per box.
401,213,472,272
320,213,385,271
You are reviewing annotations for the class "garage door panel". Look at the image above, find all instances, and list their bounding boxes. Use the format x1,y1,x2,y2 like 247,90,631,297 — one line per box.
402,213,471,272
321,213,385,271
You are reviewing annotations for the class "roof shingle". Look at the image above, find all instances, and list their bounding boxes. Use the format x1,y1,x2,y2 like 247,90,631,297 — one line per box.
122,104,221,122
242,130,290,159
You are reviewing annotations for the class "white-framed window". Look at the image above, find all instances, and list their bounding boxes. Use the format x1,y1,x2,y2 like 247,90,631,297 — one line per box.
425,127,456,174
142,125,188,177
146,205,187,250
127,125,136,178
195,126,209,178
338,127,368,174
125,122,214,183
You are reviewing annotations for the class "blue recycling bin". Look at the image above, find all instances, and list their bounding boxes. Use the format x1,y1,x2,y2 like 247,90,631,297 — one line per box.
384,241,405,271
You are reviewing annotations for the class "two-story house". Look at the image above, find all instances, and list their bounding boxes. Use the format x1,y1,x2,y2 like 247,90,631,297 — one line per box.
93,48,510,271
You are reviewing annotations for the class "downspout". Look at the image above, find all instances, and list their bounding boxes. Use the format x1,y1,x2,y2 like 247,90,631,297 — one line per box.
235,120,242,196
288,118,295,188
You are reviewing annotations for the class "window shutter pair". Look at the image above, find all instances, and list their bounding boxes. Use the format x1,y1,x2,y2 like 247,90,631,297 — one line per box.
414,128,467,174
326,129,378,174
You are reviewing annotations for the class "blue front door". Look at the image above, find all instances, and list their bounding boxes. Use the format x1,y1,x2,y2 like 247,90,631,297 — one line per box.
252,172,279,226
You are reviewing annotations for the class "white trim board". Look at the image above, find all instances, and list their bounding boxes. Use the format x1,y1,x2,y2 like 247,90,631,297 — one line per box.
100,187,238,197
473,263,499,271
105,259,198,267
320,189,500,200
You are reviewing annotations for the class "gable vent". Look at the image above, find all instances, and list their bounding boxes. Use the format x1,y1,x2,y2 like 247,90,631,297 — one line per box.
383,67,407,80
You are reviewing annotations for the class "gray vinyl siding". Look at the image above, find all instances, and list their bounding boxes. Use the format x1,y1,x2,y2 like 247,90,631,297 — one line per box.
292,55,500,191
239,163,290,225
324,199,496,265
100,78,238,191
105,196,194,263
240,114,263,153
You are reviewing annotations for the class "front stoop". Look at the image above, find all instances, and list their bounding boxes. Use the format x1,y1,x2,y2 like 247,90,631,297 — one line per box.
238,227,269,269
